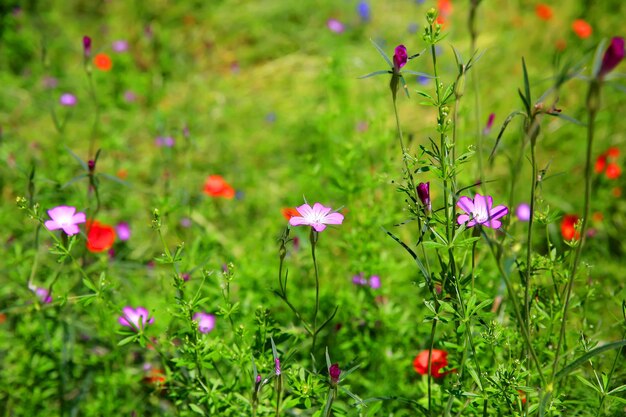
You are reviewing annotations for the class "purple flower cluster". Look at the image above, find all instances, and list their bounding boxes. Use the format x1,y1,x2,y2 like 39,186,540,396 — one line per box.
352,273,381,289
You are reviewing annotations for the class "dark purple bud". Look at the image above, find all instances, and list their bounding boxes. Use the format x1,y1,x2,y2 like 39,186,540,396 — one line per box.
483,113,495,134
274,358,281,375
329,363,341,384
255,374,262,384
393,45,408,72
599,37,625,78
83,36,92,57
88,159,96,173
417,182,431,212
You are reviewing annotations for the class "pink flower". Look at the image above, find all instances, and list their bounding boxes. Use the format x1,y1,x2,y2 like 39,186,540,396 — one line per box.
193,312,216,334
329,363,341,385
288,203,344,232
44,205,86,236
515,203,531,222
483,113,495,135
327,19,345,33
118,306,154,330
457,194,508,229
369,275,381,289
599,37,625,78
30,285,52,303
115,222,131,241
59,93,77,107
393,45,408,72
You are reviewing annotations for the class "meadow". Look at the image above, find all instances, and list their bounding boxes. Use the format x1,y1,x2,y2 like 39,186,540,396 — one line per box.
1,0,625,416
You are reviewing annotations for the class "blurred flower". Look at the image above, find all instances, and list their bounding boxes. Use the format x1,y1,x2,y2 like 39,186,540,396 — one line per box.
181,273,190,282
535,4,553,21
599,37,625,78
555,39,567,51
612,187,622,198
417,75,430,85
606,163,621,180
274,358,281,375
595,153,607,173
457,194,508,229
30,286,52,304
143,368,166,386
86,220,116,252
43,76,58,89
265,112,277,123
112,40,128,53
119,306,154,330
83,36,92,57
329,363,341,385
393,45,408,72
595,148,621,179
417,182,431,212
483,113,495,135
437,0,452,17
281,207,301,221
413,349,451,378
44,205,86,236
203,175,235,199
592,212,603,223
327,19,345,33
369,275,381,289
288,203,344,232
561,214,580,241
155,136,175,147
515,203,531,222
124,90,137,103
180,217,192,228
352,272,367,286
59,93,77,107
357,1,370,23
572,19,592,39
94,53,113,71
115,222,131,241
607,147,620,158
193,312,216,334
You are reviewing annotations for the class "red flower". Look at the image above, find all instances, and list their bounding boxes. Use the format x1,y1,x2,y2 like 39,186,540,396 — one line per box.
86,220,116,253
203,175,235,199
607,147,620,158
606,163,622,180
572,19,592,39
535,4,553,21
413,349,451,378
561,214,580,241
595,154,607,173
281,207,301,221
93,53,113,71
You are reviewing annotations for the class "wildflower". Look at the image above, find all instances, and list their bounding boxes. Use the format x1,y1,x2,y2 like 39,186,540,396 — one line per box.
112,40,128,53
43,76,58,89
535,4,553,21
30,286,52,303
595,153,607,173
124,90,137,103
181,273,190,282
607,147,620,158
288,203,344,232
417,182,431,212
59,93,77,107
606,163,621,180
437,0,452,18
561,214,580,241
483,113,495,135
329,363,341,385
86,220,116,252
274,358,281,376
352,272,367,286
369,275,381,289
555,39,567,51
357,1,370,23
115,222,131,241
413,349,451,378
417,74,430,85
393,45,408,72
83,36,92,57
143,368,166,386
44,205,86,236
180,217,192,228
281,207,301,221
515,203,531,222
407,22,419,34
193,312,216,334
155,136,175,147
203,175,235,199
457,194,508,229
599,37,625,78
94,53,113,71
327,19,345,33
118,306,154,330
572,19,592,39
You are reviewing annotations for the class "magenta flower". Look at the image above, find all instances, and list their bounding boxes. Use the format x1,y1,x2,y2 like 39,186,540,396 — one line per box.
393,45,408,72
30,285,52,303
118,306,154,330
112,40,128,53
274,358,281,375
155,136,175,147
59,93,77,107
329,363,341,385
483,113,495,135
83,36,92,57
44,205,86,236
515,203,531,222
369,275,381,289
115,222,131,241
193,312,216,334
599,37,624,78
352,272,367,286
457,194,508,229
417,182,431,212
327,19,345,33
288,203,344,232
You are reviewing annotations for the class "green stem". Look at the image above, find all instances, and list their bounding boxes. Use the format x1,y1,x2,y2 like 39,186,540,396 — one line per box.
524,140,537,326
310,229,320,356
427,319,438,417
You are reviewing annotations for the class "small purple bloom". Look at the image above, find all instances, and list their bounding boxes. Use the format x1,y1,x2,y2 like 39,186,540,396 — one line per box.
60,93,77,107
44,205,86,236
515,203,531,222
112,40,128,53
31,286,52,303
357,1,371,22
83,36,92,57
329,363,341,384
599,37,625,78
327,19,345,34
369,275,381,289
255,374,262,384
393,45,408,72
118,306,154,330
417,182,431,212
193,312,216,334
265,112,277,123
123,90,137,103
417,75,430,85
274,358,281,375
352,273,367,286
181,273,190,282
155,136,175,147
483,113,495,135
457,194,509,229
116,222,131,241
182,124,190,138
180,217,192,228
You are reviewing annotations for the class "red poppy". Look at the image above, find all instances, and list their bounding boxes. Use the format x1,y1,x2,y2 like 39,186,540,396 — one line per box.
281,208,301,221
203,175,235,199
572,19,592,39
607,147,620,158
595,154,607,173
535,4,553,21
143,369,166,385
561,214,580,241
0,313,6,324
413,349,452,378
592,212,603,223
86,220,116,253
606,163,622,180
93,53,113,71
518,390,527,404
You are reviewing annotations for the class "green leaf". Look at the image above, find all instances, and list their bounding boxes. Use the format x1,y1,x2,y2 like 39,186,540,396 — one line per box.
358,70,391,79
488,110,526,161
65,146,88,170
548,112,585,126
117,335,137,346
555,340,626,380
591,39,608,79
370,39,393,68
189,404,205,415
82,278,97,292
522,57,531,110
608,384,626,395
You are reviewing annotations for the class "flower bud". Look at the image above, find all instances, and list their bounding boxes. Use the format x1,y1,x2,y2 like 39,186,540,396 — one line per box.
599,37,625,79
417,182,431,212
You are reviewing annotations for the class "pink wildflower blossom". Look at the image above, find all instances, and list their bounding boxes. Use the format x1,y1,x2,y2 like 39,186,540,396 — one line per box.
457,194,508,229
193,312,216,334
288,203,344,232
44,205,86,236
118,306,154,330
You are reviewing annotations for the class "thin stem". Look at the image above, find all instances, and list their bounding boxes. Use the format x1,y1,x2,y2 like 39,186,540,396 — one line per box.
427,319,438,416
524,140,537,325
310,229,320,355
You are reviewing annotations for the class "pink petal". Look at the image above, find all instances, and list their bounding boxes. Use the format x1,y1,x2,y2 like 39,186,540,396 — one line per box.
312,223,327,232
312,203,331,217
457,214,470,225
466,219,477,227
487,219,502,229
295,204,313,217
45,220,62,230
72,212,86,223
484,195,494,211
489,205,508,220
457,196,474,214
118,316,130,326
323,212,344,225
289,216,309,227
48,205,75,220
62,224,80,235
473,194,487,212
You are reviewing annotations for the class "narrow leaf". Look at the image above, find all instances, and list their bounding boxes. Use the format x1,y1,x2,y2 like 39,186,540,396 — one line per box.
358,70,392,79
555,340,626,380
370,39,393,68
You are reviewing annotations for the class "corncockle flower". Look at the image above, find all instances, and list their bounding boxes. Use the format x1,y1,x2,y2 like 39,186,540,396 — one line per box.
180,217,192,228
118,306,154,330
288,203,344,232
357,1,370,23
329,363,341,385
181,273,190,282
43,76,58,89
599,37,624,78
274,358,281,375
83,36,92,57
327,19,345,33
59,93,77,107
193,312,216,334
352,273,367,286
483,113,495,135
112,40,128,53
515,203,531,222
115,222,131,241
417,182,431,212
457,194,508,229
369,275,381,289
393,45,408,72
255,375,262,384
44,205,86,236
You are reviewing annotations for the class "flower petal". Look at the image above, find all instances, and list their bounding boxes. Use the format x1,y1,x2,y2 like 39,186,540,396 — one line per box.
312,223,327,232
289,216,309,227
295,204,313,218
45,220,62,230
473,194,487,212
457,214,470,225
312,203,331,217
489,205,509,220
62,224,80,236
72,212,86,224
323,212,344,225
457,196,474,214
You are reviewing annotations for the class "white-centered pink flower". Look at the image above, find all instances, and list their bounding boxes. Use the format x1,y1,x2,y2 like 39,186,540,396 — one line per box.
193,312,216,334
288,203,344,232
457,193,508,229
44,205,86,236
118,306,154,331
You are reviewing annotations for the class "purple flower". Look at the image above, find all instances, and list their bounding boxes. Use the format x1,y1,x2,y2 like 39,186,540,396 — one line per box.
369,275,381,289
457,194,508,229
123,90,137,103
393,45,408,72
289,203,344,232
274,358,281,375
112,40,128,53
515,203,531,222
180,217,192,228
417,182,431,212
30,285,52,303
115,222,131,241
483,113,495,135
59,93,77,107
352,273,367,286
329,363,341,385
193,312,216,334
83,36,92,57
255,374,262,384
181,273,190,282
327,19,345,33
599,37,624,78
357,1,370,22
155,136,175,147
44,205,86,236
417,75,430,85
118,306,154,330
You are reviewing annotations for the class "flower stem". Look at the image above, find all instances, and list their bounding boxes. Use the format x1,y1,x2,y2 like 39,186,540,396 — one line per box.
524,139,537,327
310,229,320,356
